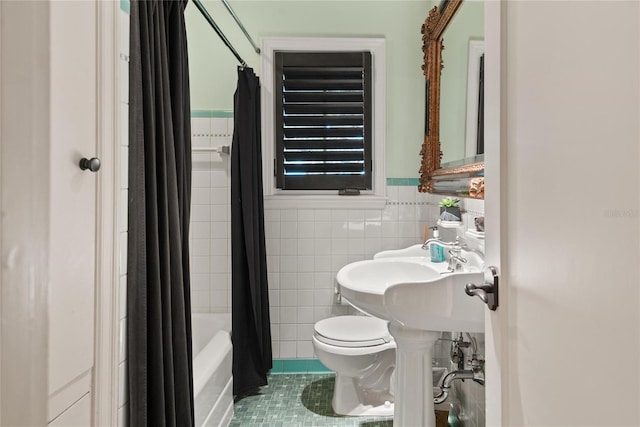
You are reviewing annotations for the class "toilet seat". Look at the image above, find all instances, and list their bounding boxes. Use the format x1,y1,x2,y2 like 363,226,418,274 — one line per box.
314,316,392,348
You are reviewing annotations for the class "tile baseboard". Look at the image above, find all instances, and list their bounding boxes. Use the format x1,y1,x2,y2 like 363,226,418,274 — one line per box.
270,358,331,374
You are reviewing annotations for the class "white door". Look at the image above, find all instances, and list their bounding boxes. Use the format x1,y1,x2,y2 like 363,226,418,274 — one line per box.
48,1,99,424
482,2,505,424
484,1,640,426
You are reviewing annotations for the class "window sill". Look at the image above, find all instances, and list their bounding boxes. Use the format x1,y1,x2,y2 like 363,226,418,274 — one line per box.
263,194,388,210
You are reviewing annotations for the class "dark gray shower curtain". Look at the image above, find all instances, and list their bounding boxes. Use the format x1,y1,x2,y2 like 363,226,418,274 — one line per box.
231,67,273,395
127,0,194,426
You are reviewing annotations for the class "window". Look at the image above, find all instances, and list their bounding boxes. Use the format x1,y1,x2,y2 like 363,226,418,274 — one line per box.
274,51,372,191
261,38,386,209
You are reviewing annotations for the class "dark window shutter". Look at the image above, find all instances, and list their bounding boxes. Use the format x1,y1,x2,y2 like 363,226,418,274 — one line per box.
274,51,373,190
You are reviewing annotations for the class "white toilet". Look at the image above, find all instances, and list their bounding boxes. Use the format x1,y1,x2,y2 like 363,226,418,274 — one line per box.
312,315,396,417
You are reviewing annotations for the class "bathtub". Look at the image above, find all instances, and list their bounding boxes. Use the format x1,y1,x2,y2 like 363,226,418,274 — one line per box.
192,313,233,427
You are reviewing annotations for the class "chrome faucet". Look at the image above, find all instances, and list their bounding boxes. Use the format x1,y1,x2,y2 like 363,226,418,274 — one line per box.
422,237,467,272
421,236,463,250
447,247,467,272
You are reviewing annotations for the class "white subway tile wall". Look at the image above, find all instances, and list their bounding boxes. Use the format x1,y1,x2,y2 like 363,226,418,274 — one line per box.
189,116,232,313
117,5,130,426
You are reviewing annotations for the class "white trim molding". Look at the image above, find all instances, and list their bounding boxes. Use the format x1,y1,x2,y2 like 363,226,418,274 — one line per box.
260,37,387,210
92,1,120,425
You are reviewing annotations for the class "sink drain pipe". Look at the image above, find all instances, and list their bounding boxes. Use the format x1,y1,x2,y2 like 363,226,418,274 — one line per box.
434,356,485,404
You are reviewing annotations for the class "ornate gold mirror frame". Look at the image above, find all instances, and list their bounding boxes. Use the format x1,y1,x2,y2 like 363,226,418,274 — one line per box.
419,0,485,199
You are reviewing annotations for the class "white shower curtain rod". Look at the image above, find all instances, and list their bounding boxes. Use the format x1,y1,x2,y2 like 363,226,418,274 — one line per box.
191,0,260,68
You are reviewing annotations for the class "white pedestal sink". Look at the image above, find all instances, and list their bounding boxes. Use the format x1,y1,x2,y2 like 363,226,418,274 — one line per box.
336,248,484,427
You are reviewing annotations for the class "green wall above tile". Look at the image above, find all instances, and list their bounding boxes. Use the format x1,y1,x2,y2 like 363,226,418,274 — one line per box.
185,1,429,178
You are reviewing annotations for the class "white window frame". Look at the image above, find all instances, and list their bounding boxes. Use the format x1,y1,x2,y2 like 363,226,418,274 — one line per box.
261,37,387,210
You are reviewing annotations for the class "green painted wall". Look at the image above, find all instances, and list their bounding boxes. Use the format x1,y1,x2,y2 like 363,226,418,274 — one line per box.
185,0,429,178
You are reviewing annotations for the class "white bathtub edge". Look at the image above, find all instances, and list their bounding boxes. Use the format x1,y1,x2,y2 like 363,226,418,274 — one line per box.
202,377,234,427
193,330,232,397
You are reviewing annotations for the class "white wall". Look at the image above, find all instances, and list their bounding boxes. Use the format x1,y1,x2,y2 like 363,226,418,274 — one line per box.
500,1,640,425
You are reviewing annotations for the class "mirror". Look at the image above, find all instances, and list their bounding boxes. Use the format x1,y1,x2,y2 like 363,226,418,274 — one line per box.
419,0,485,199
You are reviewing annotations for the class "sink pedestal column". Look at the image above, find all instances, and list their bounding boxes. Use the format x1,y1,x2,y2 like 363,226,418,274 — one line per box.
388,323,441,427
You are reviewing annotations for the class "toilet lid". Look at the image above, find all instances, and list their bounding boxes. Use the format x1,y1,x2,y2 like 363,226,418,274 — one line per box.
314,316,392,348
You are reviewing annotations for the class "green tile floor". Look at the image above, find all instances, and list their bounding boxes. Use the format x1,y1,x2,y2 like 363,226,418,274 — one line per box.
229,373,393,426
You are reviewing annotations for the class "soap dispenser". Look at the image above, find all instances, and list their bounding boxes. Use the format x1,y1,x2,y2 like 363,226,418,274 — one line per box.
430,227,446,263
